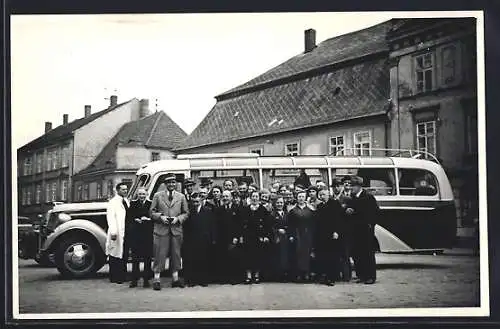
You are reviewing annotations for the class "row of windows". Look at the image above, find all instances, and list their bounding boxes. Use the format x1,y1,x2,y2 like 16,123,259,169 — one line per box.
73,179,133,202
20,180,68,205
149,168,439,200
248,123,442,160
22,146,70,176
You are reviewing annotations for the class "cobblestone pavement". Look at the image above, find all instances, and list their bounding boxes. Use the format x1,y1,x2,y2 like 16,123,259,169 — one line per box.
17,252,480,314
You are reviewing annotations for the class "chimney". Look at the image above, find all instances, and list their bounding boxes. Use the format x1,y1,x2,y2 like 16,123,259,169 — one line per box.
304,28,316,53
110,95,118,107
139,99,150,118
45,122,52,133
84,105,91,118
63,114,69,125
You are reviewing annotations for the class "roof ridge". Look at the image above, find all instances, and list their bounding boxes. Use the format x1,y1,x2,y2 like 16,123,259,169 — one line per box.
145,111,164,146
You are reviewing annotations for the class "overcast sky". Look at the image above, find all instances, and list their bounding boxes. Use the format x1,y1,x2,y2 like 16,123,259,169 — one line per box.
11,11,476,149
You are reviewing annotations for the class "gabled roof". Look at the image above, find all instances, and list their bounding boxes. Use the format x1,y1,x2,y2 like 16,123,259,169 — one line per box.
217,20,393,99
18,99,135,153
176,21,393,151
76,111,187,175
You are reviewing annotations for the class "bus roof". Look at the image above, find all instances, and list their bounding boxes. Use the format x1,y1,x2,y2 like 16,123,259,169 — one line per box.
136,155,443,175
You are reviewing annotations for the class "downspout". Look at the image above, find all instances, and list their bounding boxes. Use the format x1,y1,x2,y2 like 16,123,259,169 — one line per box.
396,57,401,150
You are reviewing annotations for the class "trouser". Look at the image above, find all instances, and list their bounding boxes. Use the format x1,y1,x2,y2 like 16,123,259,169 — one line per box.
351,234,376,281
153,233,183,275
184,244,211,284
131,256,153,281
108,256,127,282
316,242,342,281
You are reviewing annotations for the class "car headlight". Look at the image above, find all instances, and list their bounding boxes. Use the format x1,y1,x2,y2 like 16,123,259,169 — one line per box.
46,212,72,233
58,213,72,222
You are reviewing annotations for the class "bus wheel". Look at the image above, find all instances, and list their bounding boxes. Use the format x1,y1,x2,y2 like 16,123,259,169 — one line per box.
55,234,105,279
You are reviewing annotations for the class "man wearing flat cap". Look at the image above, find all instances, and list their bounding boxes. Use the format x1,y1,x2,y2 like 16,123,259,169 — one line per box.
344,175,379,284
150,173,190,290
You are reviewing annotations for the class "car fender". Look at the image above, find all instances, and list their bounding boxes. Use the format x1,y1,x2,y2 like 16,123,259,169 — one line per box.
42,219,107,253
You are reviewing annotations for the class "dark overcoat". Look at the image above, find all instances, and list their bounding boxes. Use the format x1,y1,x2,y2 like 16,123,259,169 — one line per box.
183,203,217,279
240,204,273,271
125,199,153,258
288,204,316,273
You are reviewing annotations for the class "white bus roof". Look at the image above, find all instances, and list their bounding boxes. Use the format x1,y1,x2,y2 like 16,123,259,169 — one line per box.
136,155,444,175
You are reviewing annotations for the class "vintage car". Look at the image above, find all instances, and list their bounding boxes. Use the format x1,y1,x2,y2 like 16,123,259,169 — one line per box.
18,216,38,260
38,202,109,278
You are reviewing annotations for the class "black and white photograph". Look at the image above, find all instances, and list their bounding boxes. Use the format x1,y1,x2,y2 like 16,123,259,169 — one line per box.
11,10,488,319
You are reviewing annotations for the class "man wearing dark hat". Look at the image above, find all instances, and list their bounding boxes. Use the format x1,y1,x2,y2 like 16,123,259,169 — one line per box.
183,192,216,287
344,175,379,284
183,178,196,204
150,173,190,290
200,177,213,190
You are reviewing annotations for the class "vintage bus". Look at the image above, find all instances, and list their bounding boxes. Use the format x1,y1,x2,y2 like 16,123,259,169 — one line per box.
38,151,457,278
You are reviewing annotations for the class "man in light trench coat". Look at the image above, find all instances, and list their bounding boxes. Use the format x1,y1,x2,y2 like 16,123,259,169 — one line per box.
150,173,190,290
106,182,130,284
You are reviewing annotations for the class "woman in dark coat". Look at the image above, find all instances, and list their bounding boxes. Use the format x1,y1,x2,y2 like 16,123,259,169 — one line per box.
314,189,345,286
240,191,273,284
288,190,315,282
271,196,292,282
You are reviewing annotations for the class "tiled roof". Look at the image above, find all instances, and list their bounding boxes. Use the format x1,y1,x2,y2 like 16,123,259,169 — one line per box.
176,20,395,151
217,20,393,99
18,99,134,153
76,111,187,175
176,57,390,150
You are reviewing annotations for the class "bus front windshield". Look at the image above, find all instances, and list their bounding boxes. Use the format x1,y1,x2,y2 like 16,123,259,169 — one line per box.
127,174,150,200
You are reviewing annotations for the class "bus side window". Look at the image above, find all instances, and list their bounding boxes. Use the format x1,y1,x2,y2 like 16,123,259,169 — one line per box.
398,169,438,196
356,168,395,196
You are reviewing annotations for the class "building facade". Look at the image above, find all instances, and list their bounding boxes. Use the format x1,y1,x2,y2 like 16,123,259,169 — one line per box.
387,18,478,232
17,96,147,218
176,18,478,234
72,106,187,202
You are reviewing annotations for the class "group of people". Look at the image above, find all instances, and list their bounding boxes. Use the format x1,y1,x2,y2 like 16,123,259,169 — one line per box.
105,170,380,291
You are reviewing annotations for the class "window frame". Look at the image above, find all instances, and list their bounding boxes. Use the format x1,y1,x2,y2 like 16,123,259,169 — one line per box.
414,51,436,94
353,130,372,156
249,147,264,156
35,184,42,204
23,157,32,176
96,181,102,200
51,182,57,202
284,141,300,156
45,183,51,203
329,135,346,156
61,180,68,201
151,152,161,162
36,153,43,173
416,120,437,159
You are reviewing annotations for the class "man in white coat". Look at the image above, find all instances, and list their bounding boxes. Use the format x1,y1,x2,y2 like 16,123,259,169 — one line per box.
106,182,130,283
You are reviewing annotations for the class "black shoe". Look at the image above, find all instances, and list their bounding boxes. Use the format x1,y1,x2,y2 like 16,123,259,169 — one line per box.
253,277,260,284
354,278,364,283
200,282,208,287
153,281,161,290
171,280,185,288
325,279,336,286
115,280,123,284
364,279,376,284
244,278,252,285
129,281,138,288
143,280,151,288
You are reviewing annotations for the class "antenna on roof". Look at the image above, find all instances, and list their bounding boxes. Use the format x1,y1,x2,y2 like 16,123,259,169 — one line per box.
154,98,158,113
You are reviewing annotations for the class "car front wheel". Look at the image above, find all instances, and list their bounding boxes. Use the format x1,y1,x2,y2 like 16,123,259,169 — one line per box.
55,234,105,278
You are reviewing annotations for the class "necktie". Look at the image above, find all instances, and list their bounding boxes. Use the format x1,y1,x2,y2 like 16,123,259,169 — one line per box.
122,199,128,210
168,191,173,202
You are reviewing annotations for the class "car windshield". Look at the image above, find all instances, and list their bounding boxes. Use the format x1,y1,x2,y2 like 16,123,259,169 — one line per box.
127,174,150,200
